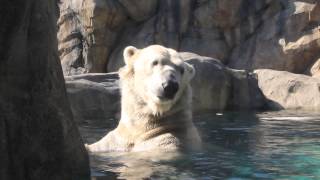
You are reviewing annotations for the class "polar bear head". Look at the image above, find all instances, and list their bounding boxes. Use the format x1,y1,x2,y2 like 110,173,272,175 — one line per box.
119,45,195,115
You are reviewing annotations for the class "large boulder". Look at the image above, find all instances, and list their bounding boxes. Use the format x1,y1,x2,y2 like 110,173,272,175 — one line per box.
182,52,266,111
255,69,320,110
0,1,90,179
66,52,267,121
180,52,231,111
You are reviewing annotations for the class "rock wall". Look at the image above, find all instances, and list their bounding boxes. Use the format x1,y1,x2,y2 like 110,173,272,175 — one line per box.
0,0,90,179
58,0,320,75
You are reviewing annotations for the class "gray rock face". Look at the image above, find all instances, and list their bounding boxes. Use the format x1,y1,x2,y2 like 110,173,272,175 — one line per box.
229,1,320,74
226,68,267,111
255,69,320,110
58,0,320,75
0,1,90,179
58,0,128,75
182,52,266,111
65,53,267,120
65,73,120,120
180,52,231,111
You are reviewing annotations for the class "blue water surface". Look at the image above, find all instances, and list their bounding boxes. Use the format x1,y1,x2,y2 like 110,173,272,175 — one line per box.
79,110,320,180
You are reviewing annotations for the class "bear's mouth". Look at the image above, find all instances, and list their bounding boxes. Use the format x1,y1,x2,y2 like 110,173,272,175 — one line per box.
155,95,174,104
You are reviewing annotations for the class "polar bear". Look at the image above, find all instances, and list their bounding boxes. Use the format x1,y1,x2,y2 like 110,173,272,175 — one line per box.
86,45,201,152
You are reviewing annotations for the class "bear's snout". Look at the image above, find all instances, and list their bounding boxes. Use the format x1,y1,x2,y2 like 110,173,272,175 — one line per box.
161,80,179,99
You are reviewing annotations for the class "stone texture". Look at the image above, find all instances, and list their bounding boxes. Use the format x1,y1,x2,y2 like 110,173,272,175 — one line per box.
182,52,267,111
226,68,267,111
117,0,158,21
229,1,320,73
65,73,120,120
58,0,320,75
58,0,128,75
181,52,231,111
255,69,320,110
0,1,90,179
65,52,267,120
308,58,320,77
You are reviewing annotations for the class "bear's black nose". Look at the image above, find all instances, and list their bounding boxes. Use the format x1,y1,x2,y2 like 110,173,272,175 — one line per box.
162,81,179,99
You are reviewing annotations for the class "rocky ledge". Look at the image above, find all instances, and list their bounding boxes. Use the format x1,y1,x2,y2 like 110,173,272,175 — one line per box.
66,52,320,121
65,52,267,121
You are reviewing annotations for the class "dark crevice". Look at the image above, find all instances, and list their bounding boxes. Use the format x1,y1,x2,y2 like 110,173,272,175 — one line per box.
60,31,82,43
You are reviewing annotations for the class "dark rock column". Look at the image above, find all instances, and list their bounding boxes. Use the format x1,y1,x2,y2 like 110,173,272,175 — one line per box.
0,0,90,180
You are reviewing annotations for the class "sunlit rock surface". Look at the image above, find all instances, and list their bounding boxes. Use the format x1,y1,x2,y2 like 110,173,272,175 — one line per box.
58,0,320,75
229,1,320,73
255,69,320,110
308,58,320,77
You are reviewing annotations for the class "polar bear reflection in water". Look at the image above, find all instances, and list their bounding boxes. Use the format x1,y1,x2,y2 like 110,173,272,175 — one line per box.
86,45,201,153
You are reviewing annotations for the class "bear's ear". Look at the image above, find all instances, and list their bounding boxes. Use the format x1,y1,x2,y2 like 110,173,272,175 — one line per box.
123,46,138,65
185,62,196,80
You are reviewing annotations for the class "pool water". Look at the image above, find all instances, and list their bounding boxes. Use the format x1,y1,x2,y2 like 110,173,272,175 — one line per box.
79,110,320,180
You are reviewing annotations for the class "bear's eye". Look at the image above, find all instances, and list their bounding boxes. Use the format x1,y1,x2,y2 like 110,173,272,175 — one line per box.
152,60,159,66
